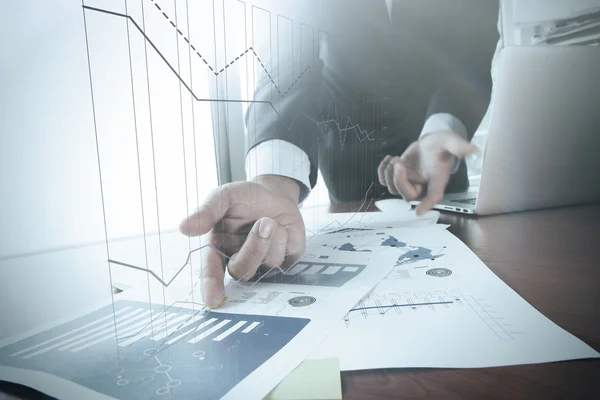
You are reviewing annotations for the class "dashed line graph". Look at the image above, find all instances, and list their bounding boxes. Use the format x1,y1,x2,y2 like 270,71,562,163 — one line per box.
149,0,311,96
83,4,377,139
83,0,388,317
35,1,399,397
82,5,311,117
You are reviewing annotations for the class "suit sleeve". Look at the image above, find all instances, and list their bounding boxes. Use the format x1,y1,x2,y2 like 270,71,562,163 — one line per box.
424,78,492,143
423,0,499,140
421,0,499,193
244,45,325,200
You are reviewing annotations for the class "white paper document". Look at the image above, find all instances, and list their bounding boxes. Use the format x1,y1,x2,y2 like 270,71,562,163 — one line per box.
301,208,440,237
0,239,397,400
308,224,600,370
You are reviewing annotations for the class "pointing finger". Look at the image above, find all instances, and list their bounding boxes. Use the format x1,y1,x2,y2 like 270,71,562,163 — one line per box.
416,169,450,216
259,222,288,271
283,222,306,268
201,243,227,308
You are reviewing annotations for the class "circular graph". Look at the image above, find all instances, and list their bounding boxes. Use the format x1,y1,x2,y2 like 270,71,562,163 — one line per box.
426,268,452,277
288,296,317,307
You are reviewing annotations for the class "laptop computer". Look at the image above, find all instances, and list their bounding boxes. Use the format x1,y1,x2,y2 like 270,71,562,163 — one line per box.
413,45,600,215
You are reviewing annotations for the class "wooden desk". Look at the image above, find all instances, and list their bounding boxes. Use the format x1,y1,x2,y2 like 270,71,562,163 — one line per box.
2,204,599,399
330,202,600,399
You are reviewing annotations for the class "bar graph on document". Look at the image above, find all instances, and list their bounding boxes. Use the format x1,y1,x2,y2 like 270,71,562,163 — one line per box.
0,300,309,399
250,260,367,287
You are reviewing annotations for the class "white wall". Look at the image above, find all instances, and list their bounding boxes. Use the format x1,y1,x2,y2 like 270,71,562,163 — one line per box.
0,0,219,259
0,1,104,258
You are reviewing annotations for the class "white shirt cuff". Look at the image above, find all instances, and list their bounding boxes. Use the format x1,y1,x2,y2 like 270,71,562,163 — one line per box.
245,139,312,196
419,113,467,174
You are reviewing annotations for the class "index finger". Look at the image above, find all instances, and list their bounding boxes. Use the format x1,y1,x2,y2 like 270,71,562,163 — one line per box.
415,170,450,216
283,222,306,269
180,185,232,237
201,242,227,308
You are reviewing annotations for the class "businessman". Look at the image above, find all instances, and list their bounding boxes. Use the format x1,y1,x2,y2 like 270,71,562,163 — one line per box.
180,0,500,307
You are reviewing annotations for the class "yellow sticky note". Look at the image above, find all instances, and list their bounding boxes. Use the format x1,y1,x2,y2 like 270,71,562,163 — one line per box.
264,358,342,400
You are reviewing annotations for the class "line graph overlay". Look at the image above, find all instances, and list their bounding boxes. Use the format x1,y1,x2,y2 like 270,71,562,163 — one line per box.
84,3,378,141
75,1,398,396
85,0,394,346
83,0,329,304
304,98,377,149
106,229,304,289
82,5,311,109
150,0,310,95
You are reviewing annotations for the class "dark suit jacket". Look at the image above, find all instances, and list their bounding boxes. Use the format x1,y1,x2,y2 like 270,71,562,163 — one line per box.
245,0,499,203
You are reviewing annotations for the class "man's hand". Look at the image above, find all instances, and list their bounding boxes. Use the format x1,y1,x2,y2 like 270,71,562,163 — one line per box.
179,175,306,308
377,131,477,215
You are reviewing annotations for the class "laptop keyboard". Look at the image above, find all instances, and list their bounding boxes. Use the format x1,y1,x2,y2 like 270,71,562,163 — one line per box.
451,198,477,205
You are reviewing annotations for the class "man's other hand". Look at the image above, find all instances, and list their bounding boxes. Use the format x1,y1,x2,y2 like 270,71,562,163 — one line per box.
178,175,305,308
377,131,477,215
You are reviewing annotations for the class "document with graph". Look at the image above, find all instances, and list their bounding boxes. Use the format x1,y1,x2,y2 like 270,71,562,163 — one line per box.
301,205,441,237
308,224,600,370
0,243,397,400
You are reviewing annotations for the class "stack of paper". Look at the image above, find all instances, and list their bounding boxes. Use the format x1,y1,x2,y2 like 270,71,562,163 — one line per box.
532,7,600,45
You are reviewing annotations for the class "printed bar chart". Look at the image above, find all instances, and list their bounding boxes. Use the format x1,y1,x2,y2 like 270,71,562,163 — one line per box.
0,300,310,399
252,261,367,287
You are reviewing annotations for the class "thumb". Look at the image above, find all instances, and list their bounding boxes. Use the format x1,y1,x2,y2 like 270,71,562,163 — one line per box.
179,186,232,237
442,132,478,159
